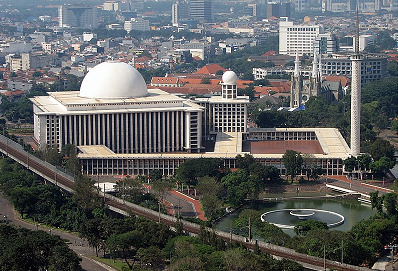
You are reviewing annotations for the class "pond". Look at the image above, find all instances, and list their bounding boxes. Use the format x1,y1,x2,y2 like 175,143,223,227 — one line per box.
215,197,377,237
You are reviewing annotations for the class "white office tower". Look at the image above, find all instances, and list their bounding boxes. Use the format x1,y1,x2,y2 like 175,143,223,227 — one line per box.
350,9,362,156
190,0,213,22
279,17,324,56
59,5,98,28
172,0,190,26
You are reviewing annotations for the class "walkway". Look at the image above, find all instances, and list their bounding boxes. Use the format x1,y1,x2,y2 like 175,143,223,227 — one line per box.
169,190,206,221
327,175,394,195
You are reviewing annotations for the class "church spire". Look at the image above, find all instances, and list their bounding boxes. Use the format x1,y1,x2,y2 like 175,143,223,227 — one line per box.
294,52,300,77
312,51,318,78
318,53,322,79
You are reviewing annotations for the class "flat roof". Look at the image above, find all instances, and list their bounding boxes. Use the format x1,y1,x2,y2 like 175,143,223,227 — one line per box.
78,128,351,160
30,88,203,114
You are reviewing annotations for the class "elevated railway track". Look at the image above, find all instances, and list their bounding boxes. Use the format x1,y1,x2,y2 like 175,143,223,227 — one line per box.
0,134,371,271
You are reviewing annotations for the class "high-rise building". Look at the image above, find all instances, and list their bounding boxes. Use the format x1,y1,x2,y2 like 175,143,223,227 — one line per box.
294,0,310,12
319,53,388,84
313,33,338,54
124,18,150,32
279,17,324,56
59,5,98,28
267,2,291,18
172,0,190,26
103,1,131,11
190,0,213,22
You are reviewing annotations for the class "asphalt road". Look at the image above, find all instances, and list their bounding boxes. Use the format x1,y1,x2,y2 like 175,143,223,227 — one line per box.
0,191,116,271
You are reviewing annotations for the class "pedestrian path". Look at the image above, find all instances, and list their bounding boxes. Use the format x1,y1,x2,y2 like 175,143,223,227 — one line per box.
327,175,394,194
169,190,206,221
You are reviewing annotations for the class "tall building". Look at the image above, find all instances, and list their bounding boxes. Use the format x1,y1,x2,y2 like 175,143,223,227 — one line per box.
320,53,388,85
172,0,190,26
294,0,310,12
313,33,338,54
279,17,324,56
190,0,213,22
59,5,98,28
124,18,150,32
267,2,291,18
103,1,130,11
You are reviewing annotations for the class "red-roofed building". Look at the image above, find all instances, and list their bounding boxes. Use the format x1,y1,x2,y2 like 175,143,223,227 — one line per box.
151,77,183,87
323,76,350,87
195,64,226,75
263,50,278,56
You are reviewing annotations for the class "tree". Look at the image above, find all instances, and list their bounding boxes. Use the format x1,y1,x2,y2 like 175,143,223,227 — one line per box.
73,174,101,211
0,225,81,270
282,150,303,180
369,138,395,161
221,169,260,206
9,186,37,218
235,154,256,171
106,230,143,268
391,118,398,134
114,176,144,204
149,169,163,182
383,193,397,216
343,156,357,172
370,191,383,213
176,158,223,186
370,156,395,177
294,220,328,236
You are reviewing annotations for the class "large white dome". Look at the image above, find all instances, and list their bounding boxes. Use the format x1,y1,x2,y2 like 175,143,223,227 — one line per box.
79,62,148,99
222,70,238,84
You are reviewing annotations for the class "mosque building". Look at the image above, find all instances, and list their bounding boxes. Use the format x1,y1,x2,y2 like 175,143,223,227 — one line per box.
30,61,351,177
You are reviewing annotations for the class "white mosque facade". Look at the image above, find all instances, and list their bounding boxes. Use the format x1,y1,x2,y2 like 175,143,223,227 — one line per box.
31,62,351,177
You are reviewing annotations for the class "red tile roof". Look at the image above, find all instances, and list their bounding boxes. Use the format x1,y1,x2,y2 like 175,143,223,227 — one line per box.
151,77,179,84
323,76,350,87
195,64,226,75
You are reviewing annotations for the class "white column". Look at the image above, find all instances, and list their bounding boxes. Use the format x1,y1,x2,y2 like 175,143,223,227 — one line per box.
139,113,143,153
171,111,175,151
148,112,152,152
185,112,191,151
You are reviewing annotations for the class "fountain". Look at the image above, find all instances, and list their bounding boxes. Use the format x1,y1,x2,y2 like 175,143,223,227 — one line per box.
260,208,345,229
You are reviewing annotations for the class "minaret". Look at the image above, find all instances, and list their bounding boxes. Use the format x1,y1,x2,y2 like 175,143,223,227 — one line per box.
350,7,362,156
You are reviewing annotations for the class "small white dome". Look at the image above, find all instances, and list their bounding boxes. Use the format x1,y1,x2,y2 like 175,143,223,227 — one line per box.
79,62,148,99
222,71,238,84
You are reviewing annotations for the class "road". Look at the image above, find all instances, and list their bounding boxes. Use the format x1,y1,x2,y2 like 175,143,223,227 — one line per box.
0,191,116,271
